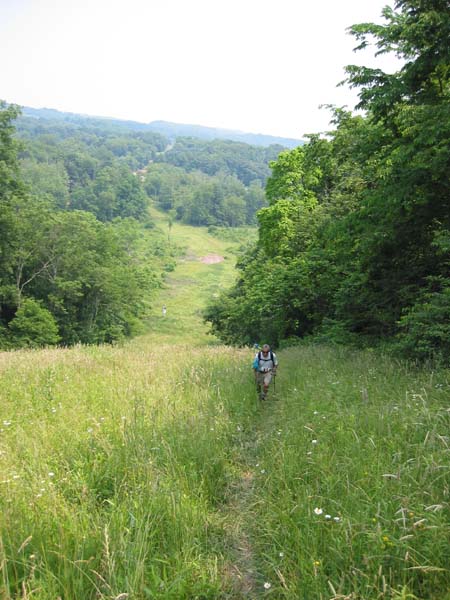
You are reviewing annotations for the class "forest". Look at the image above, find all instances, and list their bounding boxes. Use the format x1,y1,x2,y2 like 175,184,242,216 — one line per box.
205,0,450,363
0,102,284,349
1,0,449,361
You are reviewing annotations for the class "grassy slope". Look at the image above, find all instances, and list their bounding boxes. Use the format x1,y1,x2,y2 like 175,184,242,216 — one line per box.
1,216,450,599
141,207,253,346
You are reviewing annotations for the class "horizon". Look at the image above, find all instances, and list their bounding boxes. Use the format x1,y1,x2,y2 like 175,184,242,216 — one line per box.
19,103,305,141
1,0,402,139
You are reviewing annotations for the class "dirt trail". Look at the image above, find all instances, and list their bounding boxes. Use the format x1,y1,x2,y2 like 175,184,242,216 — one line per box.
222,468,259,597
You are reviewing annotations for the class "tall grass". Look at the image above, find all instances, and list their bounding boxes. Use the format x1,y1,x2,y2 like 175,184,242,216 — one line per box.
247,346,450,599
0,344,257,598
2,217,449,598
1,344,449,598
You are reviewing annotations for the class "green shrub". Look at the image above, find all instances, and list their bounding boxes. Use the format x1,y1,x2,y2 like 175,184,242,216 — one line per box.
396,281,450,363
8,298,60,348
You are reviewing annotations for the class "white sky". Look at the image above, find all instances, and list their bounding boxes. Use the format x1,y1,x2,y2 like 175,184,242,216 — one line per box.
0,0,400,139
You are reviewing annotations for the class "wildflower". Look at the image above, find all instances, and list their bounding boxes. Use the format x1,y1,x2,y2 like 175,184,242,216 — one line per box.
313,411,319,415
279,552,284,558
314,507,323,515
263,582,271,590
307,451,312,455
87,428,93,433
313,560,321,566
311,439,318,444
260,469,266,474
325,514,331,519
333,516,341,522
48,472,55,478
3,420,11,427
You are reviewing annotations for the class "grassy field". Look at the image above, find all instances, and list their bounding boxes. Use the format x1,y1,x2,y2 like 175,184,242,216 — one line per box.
142,207,256,346
1,217,449,599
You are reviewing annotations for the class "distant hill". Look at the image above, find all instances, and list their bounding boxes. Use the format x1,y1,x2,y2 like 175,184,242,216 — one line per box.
20,106,303,148
146,120,303,149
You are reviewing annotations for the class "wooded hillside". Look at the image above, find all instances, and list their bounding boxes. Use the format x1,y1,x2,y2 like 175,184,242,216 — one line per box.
205,0,450,363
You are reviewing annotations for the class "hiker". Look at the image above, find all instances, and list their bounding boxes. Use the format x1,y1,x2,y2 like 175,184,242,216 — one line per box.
253,344,278,400
162,305,167,317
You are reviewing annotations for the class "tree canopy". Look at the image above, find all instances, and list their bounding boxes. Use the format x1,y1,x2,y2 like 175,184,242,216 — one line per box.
0,102,176,349
205,0,450,363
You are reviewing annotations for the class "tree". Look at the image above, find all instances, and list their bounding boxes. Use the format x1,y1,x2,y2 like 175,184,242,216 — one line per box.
205,0,450,362
8,298,60,348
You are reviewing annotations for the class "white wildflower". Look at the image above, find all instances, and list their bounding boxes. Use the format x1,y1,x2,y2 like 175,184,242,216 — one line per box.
334,516,341,522
264,582,271,589
325,514,331,519
312,439,318,444
314,507,323,515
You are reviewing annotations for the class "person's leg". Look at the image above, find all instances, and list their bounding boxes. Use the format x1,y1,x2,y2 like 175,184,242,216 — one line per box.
256,372,265,399
263,372,272,399
255,372,261,396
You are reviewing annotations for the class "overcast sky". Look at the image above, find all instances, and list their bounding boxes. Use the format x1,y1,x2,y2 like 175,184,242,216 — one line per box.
0,0,401,139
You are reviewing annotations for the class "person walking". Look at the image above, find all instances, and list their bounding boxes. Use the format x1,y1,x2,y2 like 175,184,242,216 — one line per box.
253,344,278,400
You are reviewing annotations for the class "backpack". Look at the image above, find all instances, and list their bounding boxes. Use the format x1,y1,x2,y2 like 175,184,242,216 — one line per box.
258,350,274,362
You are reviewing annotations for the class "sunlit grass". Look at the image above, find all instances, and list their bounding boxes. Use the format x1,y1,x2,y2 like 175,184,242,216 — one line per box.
0,343,258,598
1,216,449,598
246,346,450,599
143,206,250,346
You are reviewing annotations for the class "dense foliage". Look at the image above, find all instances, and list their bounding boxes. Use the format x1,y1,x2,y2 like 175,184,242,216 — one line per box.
144,163,265,226
17,116,166,222
144,137,282,226
205,0,450,362
0,102,176,349
16,113,279,228
158,137,284,186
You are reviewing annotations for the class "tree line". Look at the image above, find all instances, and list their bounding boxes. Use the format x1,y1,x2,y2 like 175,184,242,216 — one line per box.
0,103,177,349
0,103,286,348
16,112,283,228
205,0,450,363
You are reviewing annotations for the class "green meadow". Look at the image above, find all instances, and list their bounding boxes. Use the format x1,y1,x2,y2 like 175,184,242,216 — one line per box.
1,217,449,599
